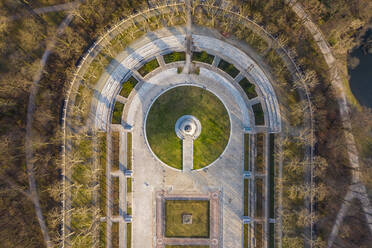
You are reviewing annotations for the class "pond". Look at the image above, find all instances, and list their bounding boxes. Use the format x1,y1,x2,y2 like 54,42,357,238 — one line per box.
348,29,372,108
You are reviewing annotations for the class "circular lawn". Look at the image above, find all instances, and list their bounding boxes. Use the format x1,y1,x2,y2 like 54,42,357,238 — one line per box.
145,85,230,170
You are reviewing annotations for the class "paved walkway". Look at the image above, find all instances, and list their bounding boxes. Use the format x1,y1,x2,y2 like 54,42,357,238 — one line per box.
126,68,247,247
93,28,281,134
182,137,193,172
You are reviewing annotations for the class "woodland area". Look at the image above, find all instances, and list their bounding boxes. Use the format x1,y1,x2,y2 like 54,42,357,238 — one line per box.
0,0,371,247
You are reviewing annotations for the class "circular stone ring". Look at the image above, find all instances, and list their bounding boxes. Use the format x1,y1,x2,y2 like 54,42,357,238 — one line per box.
175,115,202,140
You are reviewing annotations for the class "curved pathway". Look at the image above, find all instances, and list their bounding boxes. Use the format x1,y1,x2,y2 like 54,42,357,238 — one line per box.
25,8,79,248
94,30,281,134
286,0,372,246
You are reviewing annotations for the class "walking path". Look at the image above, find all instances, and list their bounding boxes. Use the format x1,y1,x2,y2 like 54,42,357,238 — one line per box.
94,29,281,134
286,0,372,246
25,7,79,247
9,1,81,21
182,137,193,172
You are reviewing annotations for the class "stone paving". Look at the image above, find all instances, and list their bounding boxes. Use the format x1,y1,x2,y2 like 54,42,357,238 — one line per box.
92,26,281,248
93,27,281,133
126,69,246,247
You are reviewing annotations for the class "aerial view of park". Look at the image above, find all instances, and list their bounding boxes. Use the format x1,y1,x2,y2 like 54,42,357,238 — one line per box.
0,0,371,248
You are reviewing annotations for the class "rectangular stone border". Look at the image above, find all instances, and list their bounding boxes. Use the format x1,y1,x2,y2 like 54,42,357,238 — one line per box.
155,190,221,248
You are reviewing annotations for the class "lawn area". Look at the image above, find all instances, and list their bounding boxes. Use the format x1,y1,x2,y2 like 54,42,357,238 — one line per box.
164,51,186,63
244,224,249,248
244,179,249,216
269,134,275,219
218,59,240,78
119,76,138,98
165,200,210,238
138,58,159,76
112,101,124,124
244,134,250,171
146,86,230,169
192,51,214,64
238,77,258,99
127,223,132,248
252,103,265,125
127,132,132,170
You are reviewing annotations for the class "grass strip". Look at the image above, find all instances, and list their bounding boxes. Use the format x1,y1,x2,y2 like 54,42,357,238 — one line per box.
126,223,132,248
244,224,250,248
253,103,265,125
138,58,159,76
239,77,258,99
218,59,240,78
244,134,250,171
127,177,132,193
112,101,124,124
244,178,249,216
127,132,132,170
269,134,275,219
192,51,214,64
99,132,107,216
119,76,138,98
164,51,186,63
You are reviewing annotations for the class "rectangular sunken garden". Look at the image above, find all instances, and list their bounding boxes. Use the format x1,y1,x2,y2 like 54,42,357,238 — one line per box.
165,200,210,238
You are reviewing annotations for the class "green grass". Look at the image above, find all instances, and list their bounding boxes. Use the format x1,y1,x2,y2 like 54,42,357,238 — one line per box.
269,134,275,219
127,132,132,170
252,103,265,126
244,179,249,216
244,134,250,171
165,200,210,238
119,76,138,98
127,177,132,193
111,132,120,171
192,51,214,64
112,101,124,124
127,223,132,248
99,132,107,216
138,58,159,76
218,59,240,78
127,203,132,215
146,86,230,169
244,224,250,248
164,51,186,63
99,222,106,248
239,77,258,99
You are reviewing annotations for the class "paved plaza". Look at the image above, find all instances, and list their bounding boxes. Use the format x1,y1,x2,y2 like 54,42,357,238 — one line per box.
91,26,280,248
